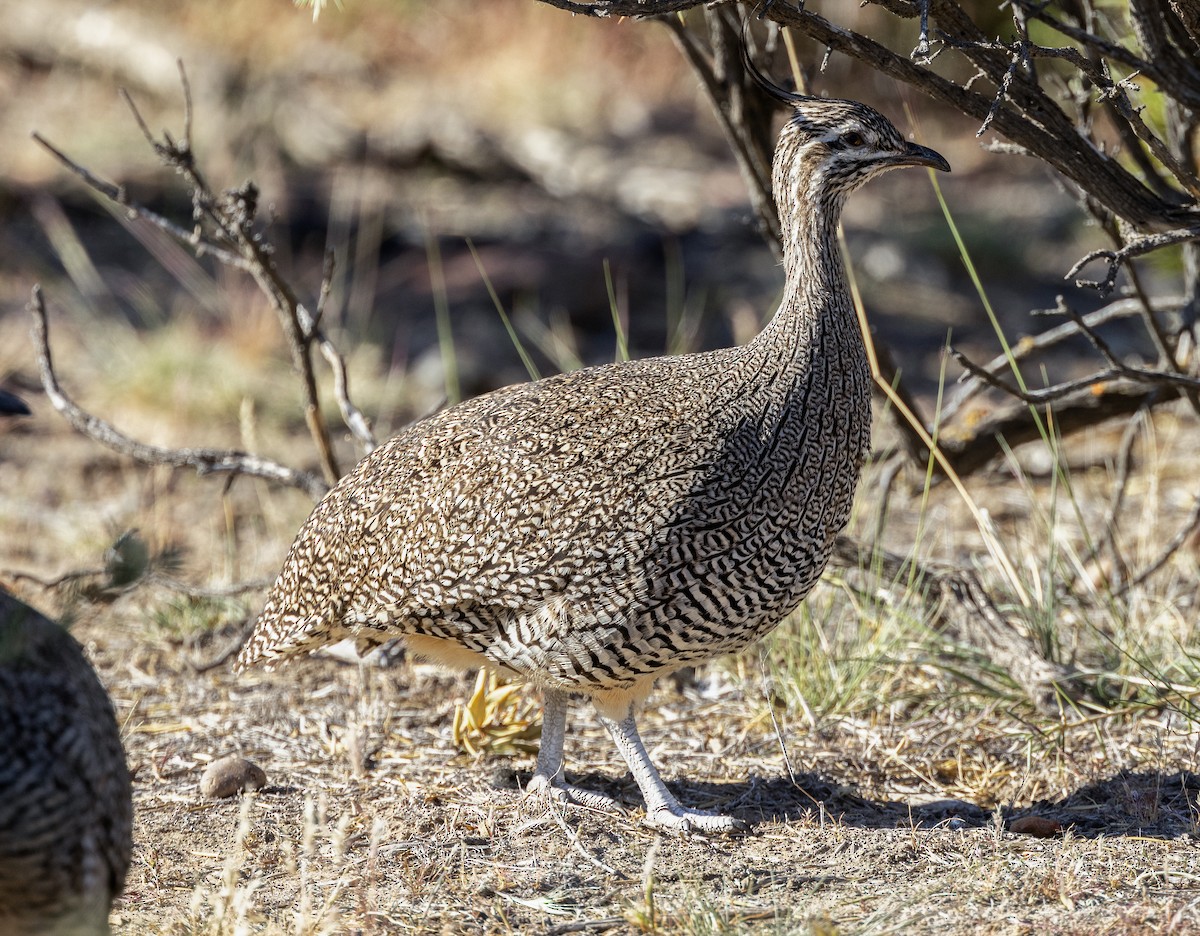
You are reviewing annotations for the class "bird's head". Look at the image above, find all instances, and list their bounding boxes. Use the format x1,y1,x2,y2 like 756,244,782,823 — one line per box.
745,48,949,207
777,97,950,199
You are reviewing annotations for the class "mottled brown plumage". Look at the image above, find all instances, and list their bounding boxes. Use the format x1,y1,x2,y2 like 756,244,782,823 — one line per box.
238,93,948,832
0,591,133,934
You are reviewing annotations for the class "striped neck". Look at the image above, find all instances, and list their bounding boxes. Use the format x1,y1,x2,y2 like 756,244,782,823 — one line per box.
749,187,860,375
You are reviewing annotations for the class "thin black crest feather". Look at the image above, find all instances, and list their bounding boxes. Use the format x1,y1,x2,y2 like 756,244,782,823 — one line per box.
740,10,812,107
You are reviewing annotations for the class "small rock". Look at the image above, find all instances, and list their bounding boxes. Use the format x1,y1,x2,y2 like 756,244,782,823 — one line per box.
200,755,266,799
1009,815,1062,838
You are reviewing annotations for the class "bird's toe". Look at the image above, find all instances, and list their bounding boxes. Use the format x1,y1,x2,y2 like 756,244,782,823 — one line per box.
524,772,626,815
644,805,749,836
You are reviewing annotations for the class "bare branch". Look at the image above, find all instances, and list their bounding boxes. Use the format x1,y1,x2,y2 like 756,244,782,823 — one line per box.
662,9,781,258
534,0,699,15
534,0,1200,234
1035,299,1133,372
1096,73,1200,200
950,347,1200,405
1068,225,1200,294
942,296,1186,419
3,566,271,601
37,70,386,484
4,566,105,591
27,285,329,500
289,251,378,457
316,337,377,456
103,82,343,484
770,1,1199,232
30,132,249,271
951,349,1123,404
936,380,1190,478
1013,1,1181,95
1086,403,1149,589
911,0,932,61
946,292,1200,414
976,45,1021,138
1171,0,1200,49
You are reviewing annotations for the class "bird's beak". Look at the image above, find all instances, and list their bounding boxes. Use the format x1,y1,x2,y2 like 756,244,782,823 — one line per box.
888,141,951,173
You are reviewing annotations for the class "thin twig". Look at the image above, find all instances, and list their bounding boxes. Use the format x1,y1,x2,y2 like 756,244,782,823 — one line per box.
307,251,377,455
1041,299,1132,370
948,292,1200,407
662,11,781,258
30,132,250,271
978,46,1022,137
3,566,106,590
317,331,377,456
118,80,343,485
1069,226,1200,295
39,68,381,484
950,348,1200,404
910,0,931,61
1118,255,1200,415
1087,403,1148,588
534,0,697,14
942,296,1185,419
27,285,329,500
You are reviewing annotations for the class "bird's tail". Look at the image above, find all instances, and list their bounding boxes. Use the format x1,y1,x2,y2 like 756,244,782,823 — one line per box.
234,592,352,672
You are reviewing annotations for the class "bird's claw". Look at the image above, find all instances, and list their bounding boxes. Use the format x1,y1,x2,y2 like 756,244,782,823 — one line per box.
524,772,627,815
644,804,749,836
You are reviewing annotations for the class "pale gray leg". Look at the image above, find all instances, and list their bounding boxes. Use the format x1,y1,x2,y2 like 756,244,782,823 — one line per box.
525,689,623,813
597,709,746,834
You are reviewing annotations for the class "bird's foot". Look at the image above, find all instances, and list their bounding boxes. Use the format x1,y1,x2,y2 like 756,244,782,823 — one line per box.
524,771,627,815
644,803,749,836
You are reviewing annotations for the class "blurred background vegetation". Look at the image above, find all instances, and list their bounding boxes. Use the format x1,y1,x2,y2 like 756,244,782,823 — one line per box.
0,0,1122,432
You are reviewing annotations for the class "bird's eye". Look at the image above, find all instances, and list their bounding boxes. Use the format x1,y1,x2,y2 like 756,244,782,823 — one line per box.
842,131,866,147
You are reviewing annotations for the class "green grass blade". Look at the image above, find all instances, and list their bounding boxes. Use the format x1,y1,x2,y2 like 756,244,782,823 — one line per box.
603,258,630,363
466,238,540,382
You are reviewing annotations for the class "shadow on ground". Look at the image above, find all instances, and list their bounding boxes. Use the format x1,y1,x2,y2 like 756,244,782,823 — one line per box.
510,767,1200,838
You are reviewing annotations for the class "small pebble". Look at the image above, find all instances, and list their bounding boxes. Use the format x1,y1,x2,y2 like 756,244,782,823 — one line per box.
200,755,266,799
1009,815,1062,838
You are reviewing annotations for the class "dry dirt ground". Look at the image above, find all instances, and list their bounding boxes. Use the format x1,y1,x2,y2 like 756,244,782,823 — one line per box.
112,644,1200,935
